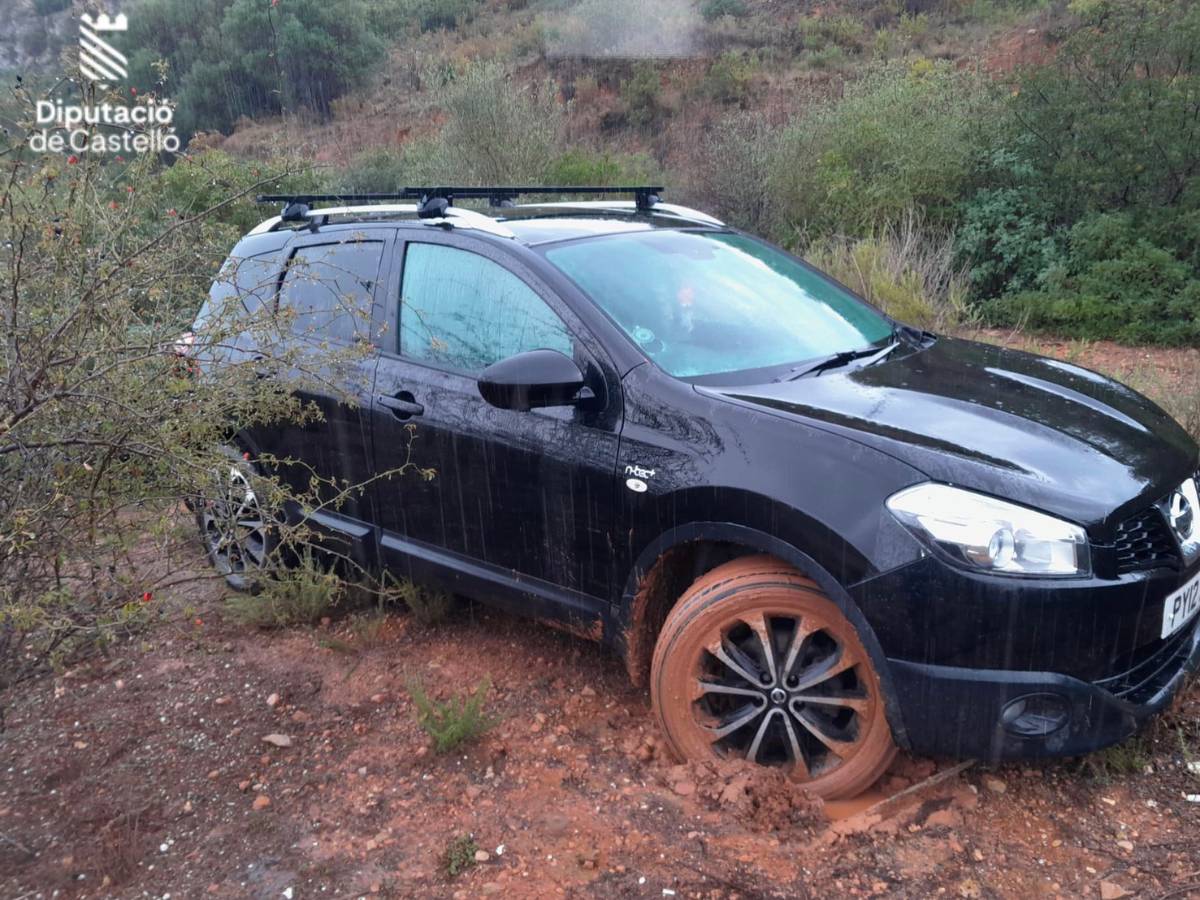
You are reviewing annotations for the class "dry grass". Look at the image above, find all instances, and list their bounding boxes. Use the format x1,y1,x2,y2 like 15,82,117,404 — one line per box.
804,213,974,332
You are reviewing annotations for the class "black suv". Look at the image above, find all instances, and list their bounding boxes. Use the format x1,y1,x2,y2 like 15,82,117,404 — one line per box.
193,187,1200,799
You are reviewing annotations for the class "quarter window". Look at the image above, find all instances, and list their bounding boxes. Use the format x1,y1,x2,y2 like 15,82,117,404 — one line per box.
399,243,573,372
279,240,385,344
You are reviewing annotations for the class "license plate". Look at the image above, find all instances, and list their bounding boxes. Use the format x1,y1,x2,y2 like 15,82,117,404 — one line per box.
1162,569,1200,639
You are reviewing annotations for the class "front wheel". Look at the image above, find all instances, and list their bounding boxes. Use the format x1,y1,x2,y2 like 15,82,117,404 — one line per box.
650,555,896,800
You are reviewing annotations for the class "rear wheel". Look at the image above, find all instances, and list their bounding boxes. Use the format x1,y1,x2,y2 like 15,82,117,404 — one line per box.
650,555,896,800
195,448,276,592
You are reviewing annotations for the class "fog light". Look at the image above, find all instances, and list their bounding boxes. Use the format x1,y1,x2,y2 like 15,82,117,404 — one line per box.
1001,693,1069,737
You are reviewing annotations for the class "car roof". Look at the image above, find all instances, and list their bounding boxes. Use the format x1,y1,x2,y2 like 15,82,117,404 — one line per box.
244,200,725,247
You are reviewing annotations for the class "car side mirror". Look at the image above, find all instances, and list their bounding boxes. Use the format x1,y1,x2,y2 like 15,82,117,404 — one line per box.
477,348,592,412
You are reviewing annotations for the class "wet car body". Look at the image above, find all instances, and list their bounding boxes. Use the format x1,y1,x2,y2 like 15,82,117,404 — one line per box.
206,198,1200,764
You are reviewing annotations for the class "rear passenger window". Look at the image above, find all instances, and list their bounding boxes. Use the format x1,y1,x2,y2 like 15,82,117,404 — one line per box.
399,243,572,372
280,240,385,344
199,252,279,328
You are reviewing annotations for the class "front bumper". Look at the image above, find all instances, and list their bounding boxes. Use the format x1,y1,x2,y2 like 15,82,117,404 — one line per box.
852,553,1200,760
887,610,1200,761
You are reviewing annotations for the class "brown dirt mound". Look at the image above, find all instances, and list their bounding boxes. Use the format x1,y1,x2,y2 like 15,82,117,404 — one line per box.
661,758,824,833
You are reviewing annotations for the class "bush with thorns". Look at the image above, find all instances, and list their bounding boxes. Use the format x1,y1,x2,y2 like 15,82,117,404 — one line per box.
0,86,426,705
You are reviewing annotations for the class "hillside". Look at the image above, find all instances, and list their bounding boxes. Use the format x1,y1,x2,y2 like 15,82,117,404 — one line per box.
3,0,1199,348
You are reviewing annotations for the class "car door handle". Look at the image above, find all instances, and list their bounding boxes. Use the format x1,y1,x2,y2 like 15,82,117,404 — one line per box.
377,393,424,419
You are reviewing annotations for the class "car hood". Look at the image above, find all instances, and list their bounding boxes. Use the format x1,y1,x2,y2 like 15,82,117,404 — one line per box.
706,337,1198,532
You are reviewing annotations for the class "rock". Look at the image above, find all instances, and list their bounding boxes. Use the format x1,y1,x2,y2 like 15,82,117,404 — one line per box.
982,776,1007,794
252,795,270,811
291,710,311,724
672,780,697,797
1116,839,1134,853
207,770,220,781
238,780,251,792
481,884,502,896
214,696,232,706
926,808,963,829
580,686,596,696
370,693,386,703
1099,882,1131,900
474,850,490,862
465,785,483,801
266,693,280,708
262,733,293,748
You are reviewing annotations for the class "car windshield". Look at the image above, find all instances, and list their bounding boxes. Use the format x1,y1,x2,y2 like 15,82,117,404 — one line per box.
543,230,892,382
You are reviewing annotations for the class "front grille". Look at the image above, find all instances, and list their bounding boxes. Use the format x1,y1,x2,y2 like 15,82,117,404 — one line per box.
1094,617,1198,704
1115,507,1180,574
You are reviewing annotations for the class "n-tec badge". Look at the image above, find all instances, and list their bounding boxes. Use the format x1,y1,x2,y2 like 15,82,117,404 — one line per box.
624,464,656,479
1168,488,1194,540
626,478,648,493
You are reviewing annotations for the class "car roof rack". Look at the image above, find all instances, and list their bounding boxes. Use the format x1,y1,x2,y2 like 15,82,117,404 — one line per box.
249,185,722,237
258,185,666,213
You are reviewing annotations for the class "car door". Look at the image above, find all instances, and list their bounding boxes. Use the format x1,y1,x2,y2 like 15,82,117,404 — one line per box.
260,229,390,538
369,233,624,617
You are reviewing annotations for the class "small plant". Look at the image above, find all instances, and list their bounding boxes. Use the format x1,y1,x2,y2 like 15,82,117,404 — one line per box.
1082,733,1153,781
443,833,480,877
386,576,454,626
409,676,495,753
225,551,340,628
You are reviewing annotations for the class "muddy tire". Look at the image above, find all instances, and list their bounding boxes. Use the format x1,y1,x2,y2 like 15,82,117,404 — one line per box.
195,447,277,592
650,555,896,800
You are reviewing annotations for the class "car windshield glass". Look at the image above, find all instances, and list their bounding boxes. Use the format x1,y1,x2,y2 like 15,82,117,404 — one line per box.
543,230,892,382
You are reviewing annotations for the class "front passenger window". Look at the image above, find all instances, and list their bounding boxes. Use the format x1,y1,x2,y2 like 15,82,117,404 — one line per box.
399,243,573,372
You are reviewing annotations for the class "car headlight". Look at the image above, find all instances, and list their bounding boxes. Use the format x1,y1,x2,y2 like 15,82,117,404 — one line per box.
887,483,1090,577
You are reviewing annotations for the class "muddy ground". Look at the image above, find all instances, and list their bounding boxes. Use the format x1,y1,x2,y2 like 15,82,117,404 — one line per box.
3,337,1200,900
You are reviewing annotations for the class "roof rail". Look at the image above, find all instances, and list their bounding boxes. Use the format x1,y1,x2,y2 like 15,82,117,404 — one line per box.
256,185,667,212
510,199,724,228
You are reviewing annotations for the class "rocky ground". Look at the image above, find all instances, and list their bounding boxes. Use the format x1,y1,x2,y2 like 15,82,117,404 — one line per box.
2,582,1199,900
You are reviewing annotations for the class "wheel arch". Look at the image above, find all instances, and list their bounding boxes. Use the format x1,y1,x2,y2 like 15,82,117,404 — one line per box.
616,521,911,752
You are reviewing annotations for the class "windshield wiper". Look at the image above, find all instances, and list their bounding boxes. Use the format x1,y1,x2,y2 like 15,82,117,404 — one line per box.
782,341,899,381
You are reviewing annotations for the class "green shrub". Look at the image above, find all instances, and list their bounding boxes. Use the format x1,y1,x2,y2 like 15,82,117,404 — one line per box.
770,60,994,236
333,148,407,193
794,14,866,52
989,0,1200,230
984,214,1200,344
225,552,341,628
956,149,1067,299
620,64,663,127
436,61,565,182
700,0,748,21
701,50,756,105
545,149,657,186
387,578,454,627
126,0,385,135
408,676,495,753
442,834,479,877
